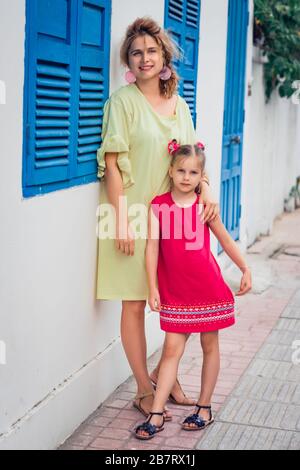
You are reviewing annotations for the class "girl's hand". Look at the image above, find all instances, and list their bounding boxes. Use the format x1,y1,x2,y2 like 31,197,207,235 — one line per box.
115,221,135,256
200,183,220,223
148,288,161,312
235,268,252,296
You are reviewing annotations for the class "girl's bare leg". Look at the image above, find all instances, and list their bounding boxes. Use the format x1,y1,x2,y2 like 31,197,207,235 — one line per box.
184,330,220,428
150,334,196,405
121,300,154,413
137,332,187,436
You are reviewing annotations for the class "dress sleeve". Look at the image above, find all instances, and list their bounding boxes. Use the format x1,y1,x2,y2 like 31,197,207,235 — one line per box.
96,96,134,189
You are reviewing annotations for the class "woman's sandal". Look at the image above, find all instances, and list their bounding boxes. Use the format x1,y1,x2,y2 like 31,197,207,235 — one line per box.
181,404,214,431
134,411,165,440
133,391,172,421
151,377,197,406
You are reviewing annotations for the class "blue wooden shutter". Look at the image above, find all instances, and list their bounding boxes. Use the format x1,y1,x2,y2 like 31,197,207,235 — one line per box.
74,0,111,178
220,0,249,247
23,0,111,197
164,0,201,126
23,0,76,190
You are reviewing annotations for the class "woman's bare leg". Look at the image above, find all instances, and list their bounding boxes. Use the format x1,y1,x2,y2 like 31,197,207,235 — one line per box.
184,330,220,428
121,300,172,417
121,300,152,394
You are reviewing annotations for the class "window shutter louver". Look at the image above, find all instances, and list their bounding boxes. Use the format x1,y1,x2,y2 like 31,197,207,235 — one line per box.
168,0,184,22
164,0,201,127
25,0,76,188
23,0,111,197
75,0,110,178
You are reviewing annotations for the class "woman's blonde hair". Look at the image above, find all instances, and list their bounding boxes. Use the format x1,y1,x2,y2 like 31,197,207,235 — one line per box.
120,16,182,99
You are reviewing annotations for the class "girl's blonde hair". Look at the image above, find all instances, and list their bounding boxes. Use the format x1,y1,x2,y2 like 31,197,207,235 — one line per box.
120,16,182,99
170,143,206,195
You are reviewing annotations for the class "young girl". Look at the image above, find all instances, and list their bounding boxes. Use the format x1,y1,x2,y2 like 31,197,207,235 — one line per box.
134,140,252,439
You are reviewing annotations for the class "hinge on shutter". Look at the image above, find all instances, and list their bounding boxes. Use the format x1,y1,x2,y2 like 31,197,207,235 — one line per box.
243,109,245,123
247,10,250,27
239,204,242,219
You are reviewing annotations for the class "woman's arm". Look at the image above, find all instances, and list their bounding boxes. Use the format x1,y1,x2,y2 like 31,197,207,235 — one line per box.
145,206,161,311
208,215,252,295
105,152,134,256
201,172,209,185
200,181,220,223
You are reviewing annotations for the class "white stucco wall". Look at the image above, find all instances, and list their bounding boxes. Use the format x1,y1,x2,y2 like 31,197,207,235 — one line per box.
0,0,165,450
245,49,300,245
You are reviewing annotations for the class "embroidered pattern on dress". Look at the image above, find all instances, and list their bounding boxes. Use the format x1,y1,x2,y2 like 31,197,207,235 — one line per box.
159,299,234,328
160,300,234,315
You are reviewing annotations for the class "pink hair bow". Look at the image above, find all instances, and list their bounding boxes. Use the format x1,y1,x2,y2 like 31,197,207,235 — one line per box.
167,139,180,155
196,141,205,150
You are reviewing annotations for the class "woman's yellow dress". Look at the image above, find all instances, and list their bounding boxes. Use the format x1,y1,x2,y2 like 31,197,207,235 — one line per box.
96,83,196,300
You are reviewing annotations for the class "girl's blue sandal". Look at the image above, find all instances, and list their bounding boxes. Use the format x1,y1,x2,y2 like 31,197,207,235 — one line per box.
182,404,214,431
134,411,165,440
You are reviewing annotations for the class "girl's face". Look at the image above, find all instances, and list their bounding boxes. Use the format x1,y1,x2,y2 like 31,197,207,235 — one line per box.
128,34,164,82
169,156,202,193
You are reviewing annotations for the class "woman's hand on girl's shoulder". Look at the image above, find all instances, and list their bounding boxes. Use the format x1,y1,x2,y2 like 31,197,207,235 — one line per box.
235,268,252,296
202,201,220,223
200,186,220,223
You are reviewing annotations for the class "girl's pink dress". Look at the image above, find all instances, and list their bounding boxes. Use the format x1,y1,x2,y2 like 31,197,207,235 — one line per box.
150,191,235,333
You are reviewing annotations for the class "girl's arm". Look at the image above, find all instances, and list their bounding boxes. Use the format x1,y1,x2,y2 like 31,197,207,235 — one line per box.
145,206,161,311
208,215,252,296
105,152,134,256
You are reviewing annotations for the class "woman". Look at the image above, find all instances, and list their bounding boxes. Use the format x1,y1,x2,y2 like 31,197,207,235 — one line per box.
96,17,219,419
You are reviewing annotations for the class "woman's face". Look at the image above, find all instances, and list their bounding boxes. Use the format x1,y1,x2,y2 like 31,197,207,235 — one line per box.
128,34,164,82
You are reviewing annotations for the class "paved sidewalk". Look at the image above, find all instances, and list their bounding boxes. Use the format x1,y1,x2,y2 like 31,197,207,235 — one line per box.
59,209,300,450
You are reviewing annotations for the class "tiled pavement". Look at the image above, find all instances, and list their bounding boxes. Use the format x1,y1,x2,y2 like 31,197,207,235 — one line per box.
59,209,300,450
197,289,300,450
